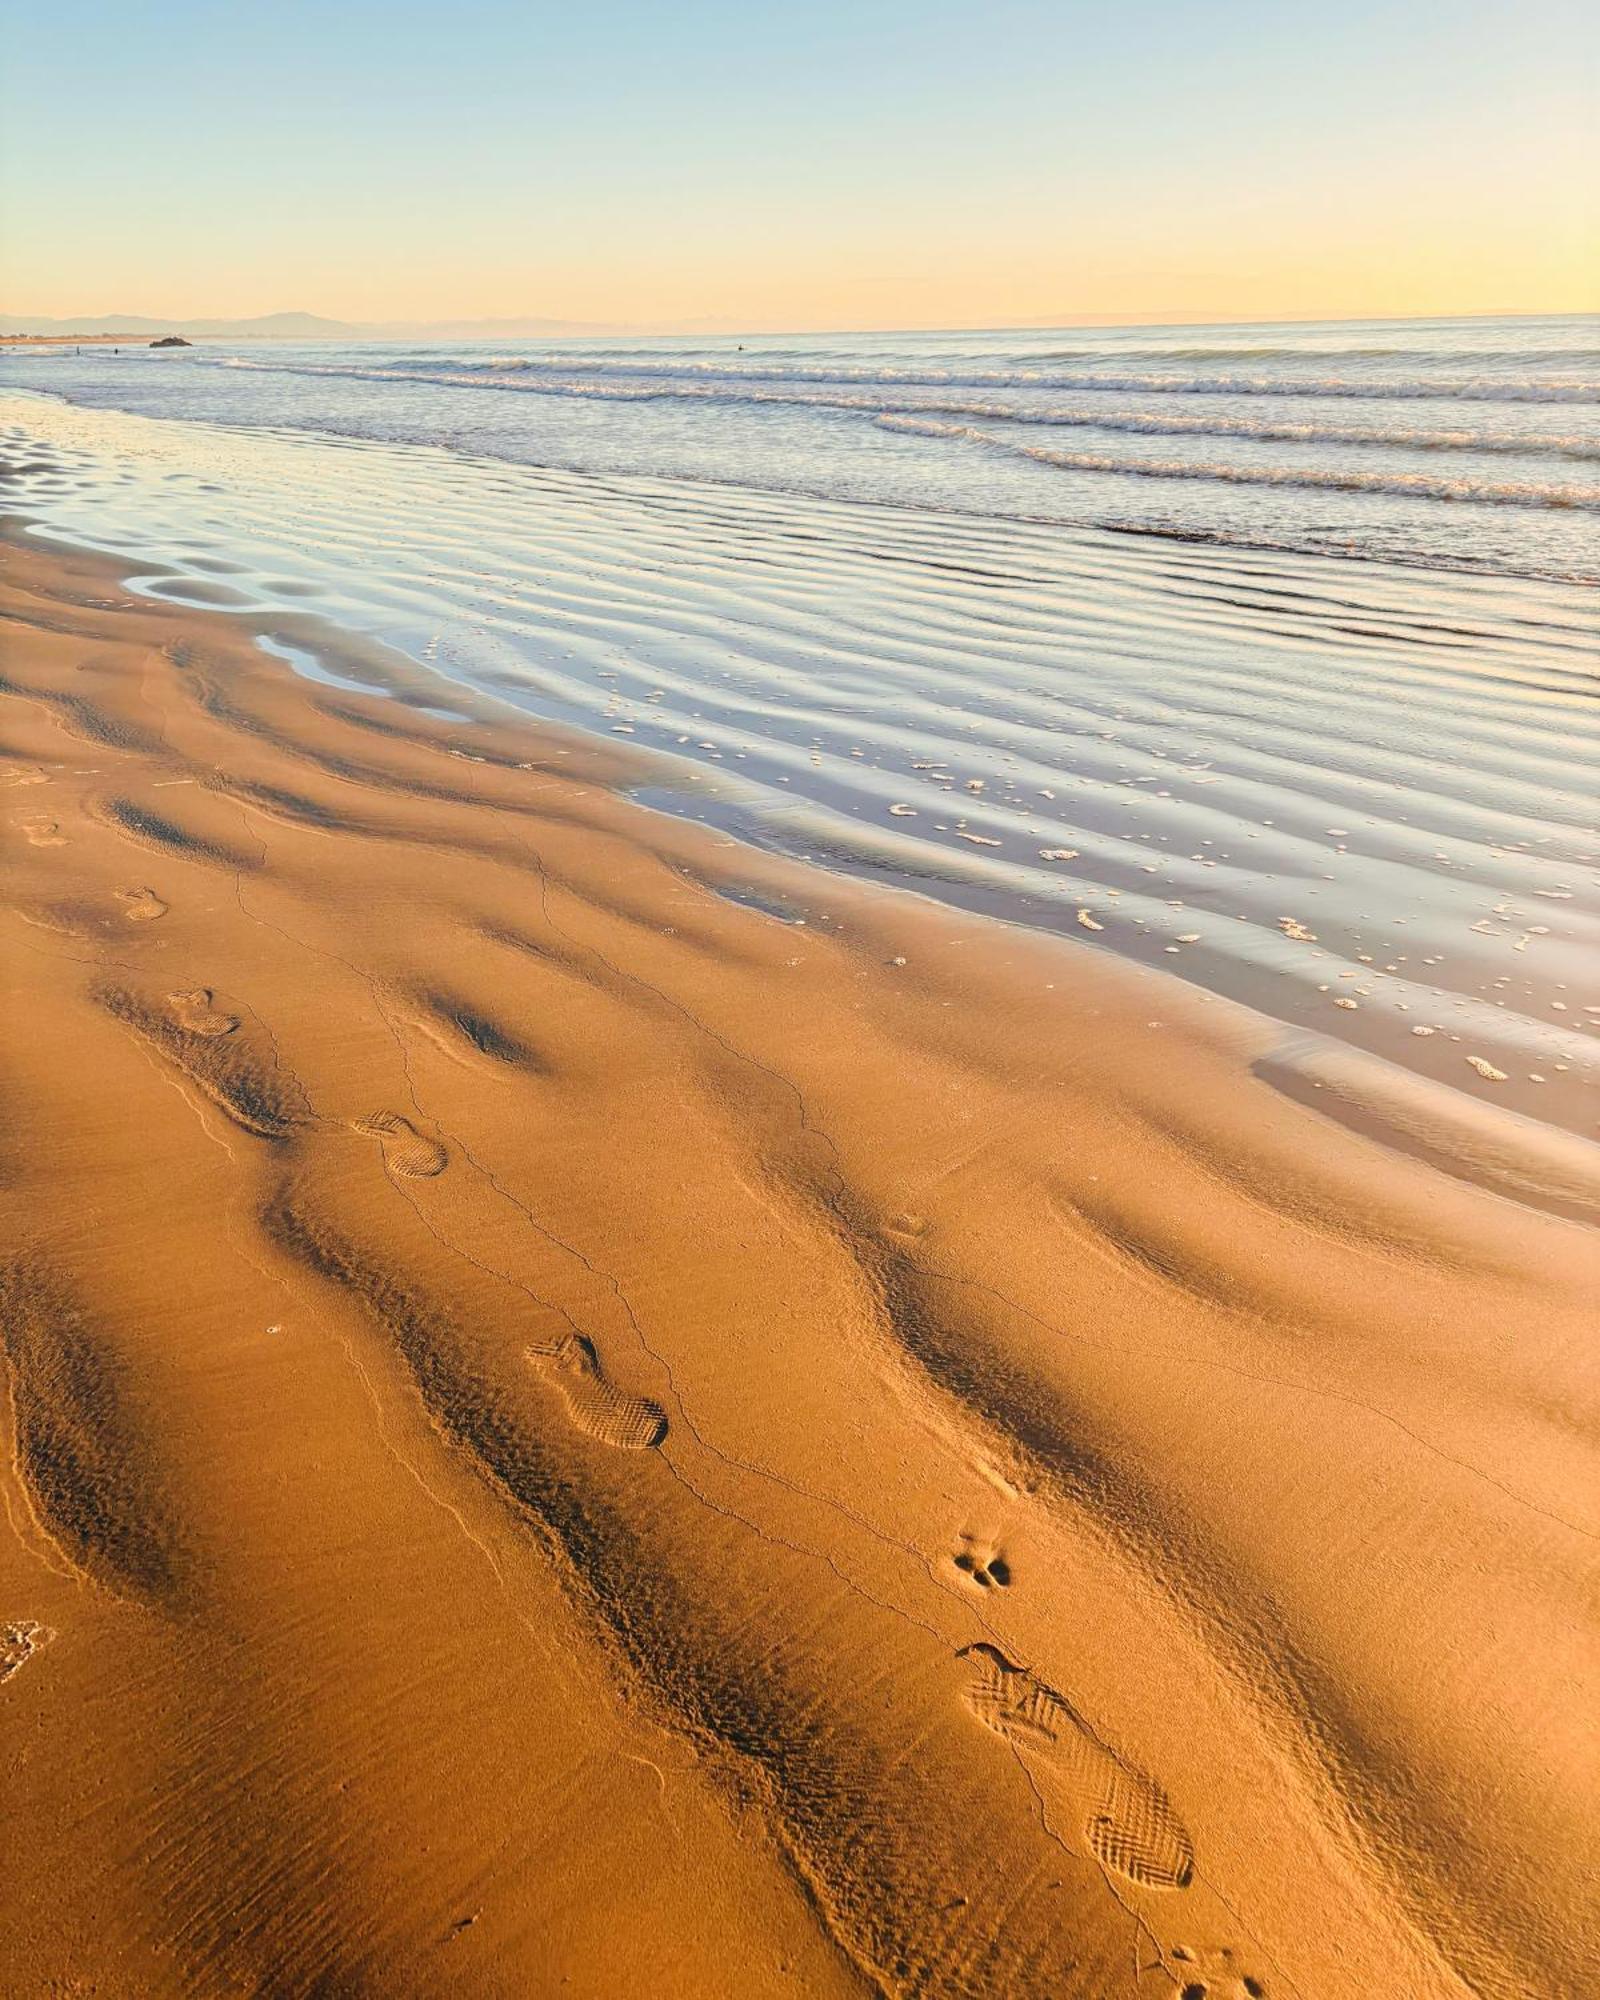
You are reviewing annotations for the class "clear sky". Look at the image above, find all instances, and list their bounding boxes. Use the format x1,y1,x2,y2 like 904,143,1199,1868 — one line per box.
2,0,1594,329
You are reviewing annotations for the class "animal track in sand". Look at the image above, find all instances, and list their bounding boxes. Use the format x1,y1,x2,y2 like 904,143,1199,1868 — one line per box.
354,1111,448,1179
952,1533,1011,1590
116,887,167,923
1170,1943,1268,1998
1,1620,54,1684
528,1334,668,1451
959,1643,1194,1890
167,988,239,1037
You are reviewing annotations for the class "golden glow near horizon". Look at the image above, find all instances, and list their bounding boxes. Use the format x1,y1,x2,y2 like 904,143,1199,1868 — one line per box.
8,206,1593,333
2,0,1594,330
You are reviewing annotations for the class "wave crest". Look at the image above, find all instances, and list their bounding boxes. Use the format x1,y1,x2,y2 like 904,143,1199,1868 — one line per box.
873,416,1600,508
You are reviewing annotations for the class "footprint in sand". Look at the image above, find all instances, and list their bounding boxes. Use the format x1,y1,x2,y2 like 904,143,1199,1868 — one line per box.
1,1620,54,1685
959,1643,1194,1890
116,887,168,923
354,1111,448,1179
528,1335,668,1451
952,1533,1011,1591
168,988,239,1037
15,814,66,846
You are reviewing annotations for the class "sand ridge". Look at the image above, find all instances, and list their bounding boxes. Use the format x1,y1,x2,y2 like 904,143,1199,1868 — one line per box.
1,531,1597,1997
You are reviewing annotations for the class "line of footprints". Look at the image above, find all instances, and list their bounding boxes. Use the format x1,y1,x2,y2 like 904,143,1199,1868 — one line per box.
346,1087,1259,1994
1,814,1253,1989
352,1110,669,1452
7,932,1269,1999
22,934,1266,1998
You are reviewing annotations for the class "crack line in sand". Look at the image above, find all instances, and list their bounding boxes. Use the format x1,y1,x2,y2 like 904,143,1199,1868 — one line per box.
326,1324,600,1705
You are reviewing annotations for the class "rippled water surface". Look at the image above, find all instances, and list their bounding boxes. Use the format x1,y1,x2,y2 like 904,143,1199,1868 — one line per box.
4,315,1598,579
2,326,1596,1146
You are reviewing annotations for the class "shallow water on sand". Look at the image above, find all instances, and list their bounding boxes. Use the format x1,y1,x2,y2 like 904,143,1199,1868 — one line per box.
3,390,1597,1144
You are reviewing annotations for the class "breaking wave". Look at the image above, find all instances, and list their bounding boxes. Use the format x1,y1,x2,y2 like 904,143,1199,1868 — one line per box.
11,312,1599,580
872,416,1600,507
206,354,1599,458
211,349,1600,405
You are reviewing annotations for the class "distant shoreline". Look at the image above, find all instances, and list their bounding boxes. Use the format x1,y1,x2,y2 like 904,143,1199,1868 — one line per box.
0,332,199,348
3,308,1594,347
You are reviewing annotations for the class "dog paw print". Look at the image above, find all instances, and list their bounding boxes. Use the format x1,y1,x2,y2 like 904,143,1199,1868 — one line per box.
952,1533,1011,1590
1170,1944,1266,1999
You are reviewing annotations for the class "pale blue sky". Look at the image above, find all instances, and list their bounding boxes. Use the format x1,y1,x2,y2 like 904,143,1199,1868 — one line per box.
3,0,1594,325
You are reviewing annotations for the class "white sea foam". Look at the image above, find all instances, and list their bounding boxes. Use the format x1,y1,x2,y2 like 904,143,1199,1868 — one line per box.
204,347,1600,403
872,416,1600,508
9,314,1596,581
203,356,1600,461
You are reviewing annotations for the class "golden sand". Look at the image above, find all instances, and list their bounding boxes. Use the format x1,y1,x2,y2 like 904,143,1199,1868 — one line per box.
1,533,1595,1997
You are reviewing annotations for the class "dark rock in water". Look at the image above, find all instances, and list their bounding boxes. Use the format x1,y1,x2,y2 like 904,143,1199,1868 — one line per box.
149,335,191,348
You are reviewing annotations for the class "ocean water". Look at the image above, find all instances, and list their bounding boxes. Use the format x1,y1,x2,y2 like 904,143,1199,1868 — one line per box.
5,316,1599,580
2,315,1597,1148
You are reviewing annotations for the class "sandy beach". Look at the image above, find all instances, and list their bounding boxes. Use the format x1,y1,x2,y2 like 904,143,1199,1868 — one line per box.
1,527,1595,1997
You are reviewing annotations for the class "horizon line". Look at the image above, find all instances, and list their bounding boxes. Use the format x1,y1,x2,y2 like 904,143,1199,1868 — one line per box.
4,304,1596,340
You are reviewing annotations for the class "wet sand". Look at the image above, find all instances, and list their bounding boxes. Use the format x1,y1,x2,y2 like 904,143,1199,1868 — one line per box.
1,530,1596,1998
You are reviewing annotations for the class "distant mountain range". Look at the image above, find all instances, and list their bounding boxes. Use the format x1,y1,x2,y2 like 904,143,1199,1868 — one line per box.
0,310,707,340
